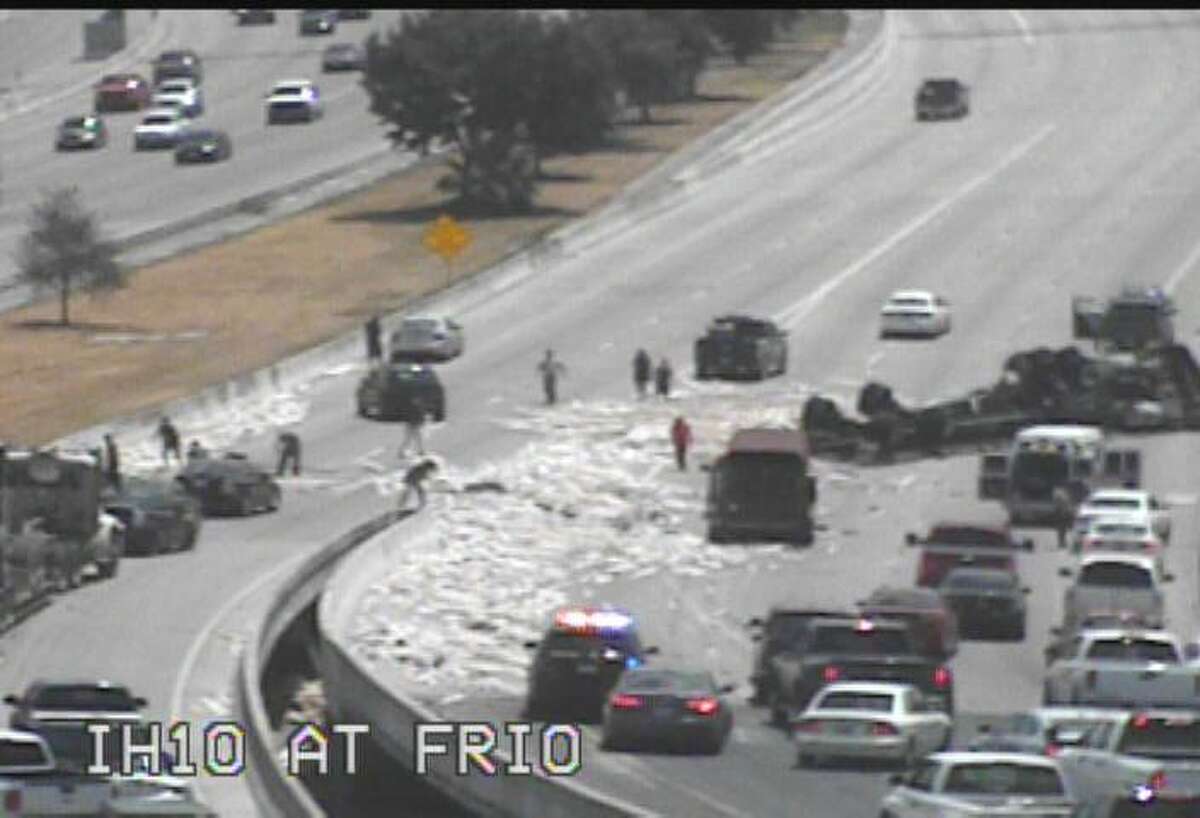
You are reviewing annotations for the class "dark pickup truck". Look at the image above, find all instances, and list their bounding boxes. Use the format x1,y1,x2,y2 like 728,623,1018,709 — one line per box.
693,314,788,381
764,616,956,725
746,607,849,708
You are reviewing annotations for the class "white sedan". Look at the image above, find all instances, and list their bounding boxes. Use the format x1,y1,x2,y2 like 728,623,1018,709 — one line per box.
1076,515,1165,574
388,316,465,363
879,290,952,338
265,78,323,124
133,107,190,150
1072,488,1171,546
152,78,204,118
791,682,952,767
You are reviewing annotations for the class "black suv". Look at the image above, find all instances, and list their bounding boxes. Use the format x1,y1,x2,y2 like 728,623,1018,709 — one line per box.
175,454,281,517
915,78,969,120
356,363,446,422
694,314,788,381
153,49,203,85
522,607,659,722
102,476,202,556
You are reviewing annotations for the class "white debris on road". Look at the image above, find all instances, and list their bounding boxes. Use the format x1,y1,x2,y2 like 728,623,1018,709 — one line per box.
348,386,873,697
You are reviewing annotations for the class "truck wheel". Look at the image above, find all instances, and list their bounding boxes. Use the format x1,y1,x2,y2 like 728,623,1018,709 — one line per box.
98,560,118,580
796,751,813,768
267,486,281,512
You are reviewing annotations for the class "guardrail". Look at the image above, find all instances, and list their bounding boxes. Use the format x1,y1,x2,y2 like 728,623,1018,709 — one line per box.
234,509,405,818
315,518,660,818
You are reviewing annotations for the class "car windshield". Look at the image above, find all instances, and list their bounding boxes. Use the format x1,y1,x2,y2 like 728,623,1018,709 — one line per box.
1116,717,1200,759
920,81,961,102
815,692,894,712
888,297,931,308
182,131,218,144
31,686,136,711
159,82,190,94
274,85,305,96
927,526,1010,547
942,762,1065,796
62,117,89,128
1086,638,1178,663
944,571,1014,591
143,115,175,126
810,626,910,654
1078,562,1153,588
1089,497,1140,510
620,671,710,693
541,630,635,655
100,75,129,85
1094,523,1148,538
396,319,440,340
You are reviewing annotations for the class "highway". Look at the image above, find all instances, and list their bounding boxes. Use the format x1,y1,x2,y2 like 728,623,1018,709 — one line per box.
2,7,1200,818
0,9,406,301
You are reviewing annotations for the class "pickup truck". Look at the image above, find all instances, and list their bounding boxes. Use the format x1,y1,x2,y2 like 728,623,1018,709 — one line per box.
745,607,848,707
764,616,955,726
1043,629,1200,708
906,519,1033,588
0,729,111,815
880,751,1078,817
1059,553,1170,633
1056,710,1200,814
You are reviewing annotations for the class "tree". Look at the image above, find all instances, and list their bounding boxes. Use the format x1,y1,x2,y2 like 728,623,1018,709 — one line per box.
16,186,122,326
703,10,779,65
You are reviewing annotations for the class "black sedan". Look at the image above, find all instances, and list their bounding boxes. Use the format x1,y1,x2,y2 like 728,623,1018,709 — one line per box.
938,567,1029,640
356,363,446,422
176,453,281,517
102,476,201,556
322,43,365,72
601,669,734,754
175,128,233,164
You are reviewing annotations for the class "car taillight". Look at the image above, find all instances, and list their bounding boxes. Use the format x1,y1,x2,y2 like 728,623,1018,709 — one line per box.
823,665,841,683
610,694,643,710
685,697,719,716
1133,713,1151,729
1148,770,1167,792
1044,743,1061,757
871,722,898,736
793,720,823,734
3,789,19,812
932,666,952,688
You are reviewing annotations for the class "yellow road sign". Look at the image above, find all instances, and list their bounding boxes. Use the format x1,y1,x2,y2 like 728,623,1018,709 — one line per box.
423,215,472,262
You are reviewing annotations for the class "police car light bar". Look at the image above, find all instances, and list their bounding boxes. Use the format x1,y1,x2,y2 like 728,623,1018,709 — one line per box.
553,607,633,635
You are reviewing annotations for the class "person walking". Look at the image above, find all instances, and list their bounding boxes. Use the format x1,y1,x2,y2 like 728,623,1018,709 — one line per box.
397,456,438,512
102,433,121,492
276,430,302,476
157,417,181,466
633,349,652,399
364,314,383,362
655,357,673,398
537,349,567,406
670,416,692,471
398,398,427,458
1052,485,1074,550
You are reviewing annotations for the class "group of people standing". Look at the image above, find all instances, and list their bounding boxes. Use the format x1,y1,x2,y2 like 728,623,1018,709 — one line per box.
633,349,674,399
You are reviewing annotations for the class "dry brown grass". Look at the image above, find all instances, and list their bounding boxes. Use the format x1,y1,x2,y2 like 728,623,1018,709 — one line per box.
7,12,848,444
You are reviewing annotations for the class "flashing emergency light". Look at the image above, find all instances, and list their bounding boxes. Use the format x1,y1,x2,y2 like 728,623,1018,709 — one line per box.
625,656,642,670
553,606,634,637
1133,785,1156,804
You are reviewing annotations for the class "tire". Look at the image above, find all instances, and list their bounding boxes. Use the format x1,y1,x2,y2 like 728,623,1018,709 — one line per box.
183,523,198,551
796,751,813,768
267,485,281,512
239,494,254,517
701,733,725,756
97,559,118,580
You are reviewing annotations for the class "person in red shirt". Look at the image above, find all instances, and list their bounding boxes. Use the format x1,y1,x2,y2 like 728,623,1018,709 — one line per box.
670,416,692,471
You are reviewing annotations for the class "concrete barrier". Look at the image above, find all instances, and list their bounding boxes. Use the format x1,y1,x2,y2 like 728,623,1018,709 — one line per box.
315,519,661,818
234,508,406,818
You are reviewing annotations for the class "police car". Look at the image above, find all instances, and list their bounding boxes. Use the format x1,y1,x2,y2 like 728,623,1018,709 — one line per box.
522,606,659,722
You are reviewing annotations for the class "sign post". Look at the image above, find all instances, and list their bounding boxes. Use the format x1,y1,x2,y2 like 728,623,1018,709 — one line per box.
422,215,473,285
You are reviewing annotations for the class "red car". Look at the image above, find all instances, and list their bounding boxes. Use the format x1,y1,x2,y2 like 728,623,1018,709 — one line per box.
907,517,1033,588
857,585,959,660
93,73,152,113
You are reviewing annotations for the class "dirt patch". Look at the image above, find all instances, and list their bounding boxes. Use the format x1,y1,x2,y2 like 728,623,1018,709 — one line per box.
7,12,849,445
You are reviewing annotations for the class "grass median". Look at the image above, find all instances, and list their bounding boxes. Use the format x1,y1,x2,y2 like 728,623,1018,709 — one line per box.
8,11,849,445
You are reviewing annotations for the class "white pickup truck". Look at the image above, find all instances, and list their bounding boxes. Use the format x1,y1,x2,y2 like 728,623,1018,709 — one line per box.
0,729,111,815
1043,629,1200,708
1056,709,1200,814
879,751,1079,817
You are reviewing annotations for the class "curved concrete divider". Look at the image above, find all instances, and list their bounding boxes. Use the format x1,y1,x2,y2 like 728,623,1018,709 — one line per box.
235,508,405,818
315,520,661,818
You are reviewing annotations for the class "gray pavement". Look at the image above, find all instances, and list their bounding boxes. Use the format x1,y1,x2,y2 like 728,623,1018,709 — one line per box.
2,7,1200,818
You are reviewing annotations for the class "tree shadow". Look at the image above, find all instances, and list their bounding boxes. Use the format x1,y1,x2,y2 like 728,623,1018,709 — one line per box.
10,318,147,334
536,170,594,183
332,199,580,226
693,92,755,103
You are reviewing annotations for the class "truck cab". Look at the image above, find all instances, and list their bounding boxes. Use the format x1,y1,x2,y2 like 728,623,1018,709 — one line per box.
705,428,815,545
978,425,1141,525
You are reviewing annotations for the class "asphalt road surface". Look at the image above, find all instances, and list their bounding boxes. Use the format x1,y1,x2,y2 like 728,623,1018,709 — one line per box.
3,8,1200,818
0,9,406,300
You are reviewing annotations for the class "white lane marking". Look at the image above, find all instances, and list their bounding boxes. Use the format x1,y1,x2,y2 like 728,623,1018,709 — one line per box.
168,550,312,725
1163,234,1200,294
774,124,1057,328
1009,10,1034,45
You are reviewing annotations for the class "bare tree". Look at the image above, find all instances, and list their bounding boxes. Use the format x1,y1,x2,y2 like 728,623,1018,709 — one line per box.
16,186,123,326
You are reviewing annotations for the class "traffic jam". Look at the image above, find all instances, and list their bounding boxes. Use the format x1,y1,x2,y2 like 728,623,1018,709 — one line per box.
517,288,1200,818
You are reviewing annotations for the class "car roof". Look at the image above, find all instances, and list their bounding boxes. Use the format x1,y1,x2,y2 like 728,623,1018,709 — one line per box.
1016,425,1103,443
1087,515,1150,529
816,616,907,630
861,586,942,608
1075,628,1176,642
182,128,224,140
727,428,808,457
1086,488,1147,502
157,77,195,87
142,107,181,118
275,78,313,86
817,681,912,696
887,290,935,301
929,751,1061,768
1032,706,1130,722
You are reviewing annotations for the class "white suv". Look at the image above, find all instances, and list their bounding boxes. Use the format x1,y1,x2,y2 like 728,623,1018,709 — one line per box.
153,78,204,118
133,107,189,150
265,79,322,124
